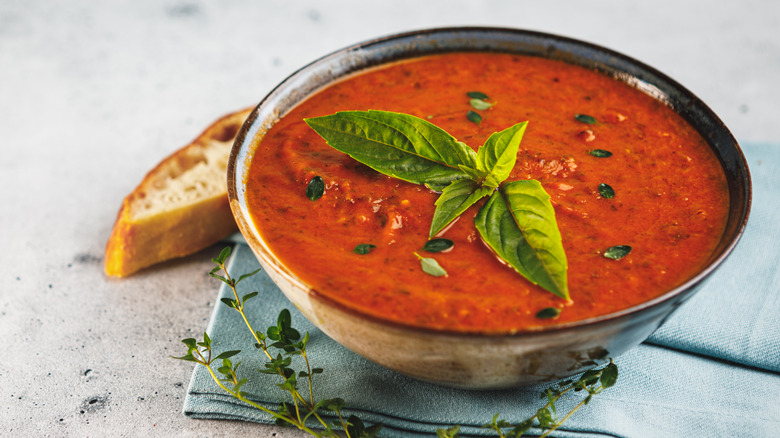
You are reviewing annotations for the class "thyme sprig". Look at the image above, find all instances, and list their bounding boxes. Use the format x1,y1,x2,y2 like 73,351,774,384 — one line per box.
174,247,618,437
479,360,617,438
173,247,381,437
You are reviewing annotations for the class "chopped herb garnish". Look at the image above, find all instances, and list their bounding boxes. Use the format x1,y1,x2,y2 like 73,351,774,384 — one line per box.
414,252,447,277
352,243,376,255
466,91,489,100
467,110,482,124
470,98,493,110
422,238,454,253
603,245,632,260
589,149,613,158
306,176,325,201
536,307,561,319
575,114,597,124
598,183,615,199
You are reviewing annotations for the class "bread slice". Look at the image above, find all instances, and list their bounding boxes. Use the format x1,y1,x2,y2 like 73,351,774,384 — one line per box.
105,107,253,277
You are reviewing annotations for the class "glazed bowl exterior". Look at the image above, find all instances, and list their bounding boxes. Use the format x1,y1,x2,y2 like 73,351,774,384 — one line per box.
227,27,751,389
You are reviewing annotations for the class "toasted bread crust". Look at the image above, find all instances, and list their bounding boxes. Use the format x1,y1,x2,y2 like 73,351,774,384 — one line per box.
105,107,252,277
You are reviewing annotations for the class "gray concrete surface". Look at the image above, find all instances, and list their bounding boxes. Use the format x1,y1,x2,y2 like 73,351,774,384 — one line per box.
1,1,777,436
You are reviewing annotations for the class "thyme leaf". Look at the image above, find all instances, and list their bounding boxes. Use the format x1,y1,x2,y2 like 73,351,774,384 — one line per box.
604,245,632,260
306,176,325,201
422,238,455,253
414,251,448,277
575,114,597,124
353,243,377,255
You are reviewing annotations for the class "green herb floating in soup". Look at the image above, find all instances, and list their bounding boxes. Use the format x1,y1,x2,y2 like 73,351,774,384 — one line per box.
536,307,562,319
415,252,448,277
245,52,729,333
306,176,325,201
352,243,376,255
589,149,613,158
422,238,454,253
466,91,490,100
470,98,493,111
598,183,615,199
603,245,632,260
575,113,598,124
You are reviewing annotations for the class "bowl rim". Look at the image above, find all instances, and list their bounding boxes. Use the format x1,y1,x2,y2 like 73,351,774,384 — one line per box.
228,26,753,338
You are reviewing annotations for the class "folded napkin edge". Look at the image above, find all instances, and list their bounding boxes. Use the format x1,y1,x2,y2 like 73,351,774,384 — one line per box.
642,341,780,375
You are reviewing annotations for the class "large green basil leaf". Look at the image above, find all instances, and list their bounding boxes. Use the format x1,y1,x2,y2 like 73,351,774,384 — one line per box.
429,179,493,238
476,121,527,188
474,180,569,299
305,110,478,188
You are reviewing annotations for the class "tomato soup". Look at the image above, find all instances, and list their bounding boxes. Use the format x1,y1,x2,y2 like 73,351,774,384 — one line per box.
245,52,729,333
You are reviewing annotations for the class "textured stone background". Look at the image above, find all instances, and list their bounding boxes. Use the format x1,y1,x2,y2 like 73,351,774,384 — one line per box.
1,1,777,436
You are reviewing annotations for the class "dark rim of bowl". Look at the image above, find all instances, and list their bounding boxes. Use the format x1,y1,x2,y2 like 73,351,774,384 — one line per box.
229,26,752,338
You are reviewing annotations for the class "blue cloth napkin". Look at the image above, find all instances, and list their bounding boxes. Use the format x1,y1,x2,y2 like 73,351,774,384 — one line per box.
184,142,780,437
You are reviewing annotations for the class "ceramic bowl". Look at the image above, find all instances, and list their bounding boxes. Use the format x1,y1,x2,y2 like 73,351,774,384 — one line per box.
227,27,751,389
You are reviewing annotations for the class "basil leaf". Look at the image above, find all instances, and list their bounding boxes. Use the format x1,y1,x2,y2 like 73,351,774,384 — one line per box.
470,98,493,110
305,110,477,188
466,91,489,100
422,238,454,253
589,149,613,158
353,244,376,255
430,179,494,238
603,245,631,260
424,181,450,192
467,110,482,124
474,180,569,299
306,176,325,201
476,121,528,188
598,183,615,199
575,114,597,124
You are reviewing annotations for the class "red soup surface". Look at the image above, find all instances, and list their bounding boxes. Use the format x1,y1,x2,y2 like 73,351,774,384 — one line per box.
246,52,729,334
